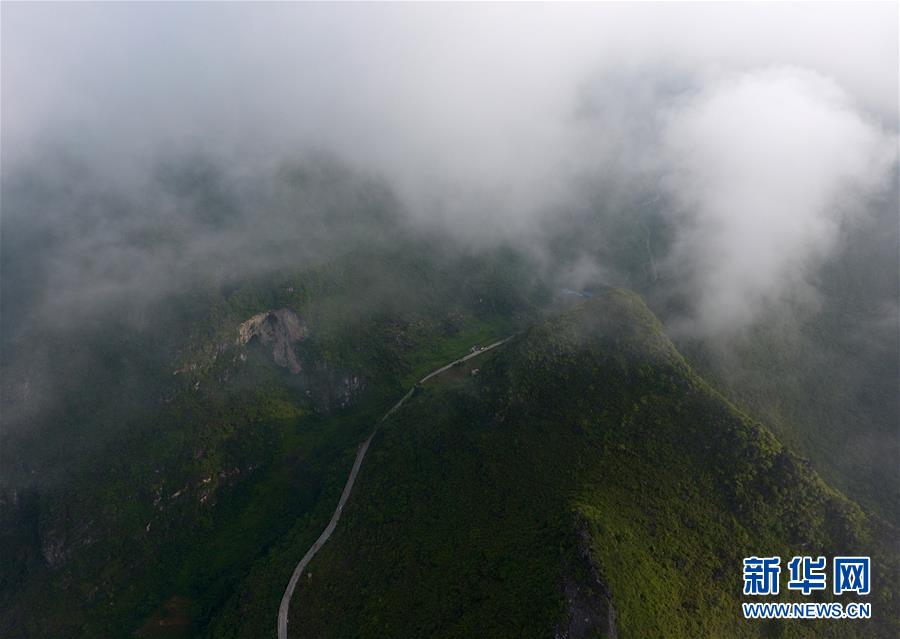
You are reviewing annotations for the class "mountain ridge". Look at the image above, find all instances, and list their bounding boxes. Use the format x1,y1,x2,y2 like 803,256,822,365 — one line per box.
285,289,898,638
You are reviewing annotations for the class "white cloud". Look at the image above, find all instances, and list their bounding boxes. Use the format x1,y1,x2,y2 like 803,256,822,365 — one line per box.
2,3,897,335
660,67,896,335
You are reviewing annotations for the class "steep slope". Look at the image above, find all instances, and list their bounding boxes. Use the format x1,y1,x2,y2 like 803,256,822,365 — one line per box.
539,183,899,526
0,242,542,638
288,289,898,638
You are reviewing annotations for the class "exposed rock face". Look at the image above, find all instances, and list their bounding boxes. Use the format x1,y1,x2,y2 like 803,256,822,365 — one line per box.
236,309,308,374
555,521,617,639
299,360,366,414
39,515,96,570
340,375,362,409
234,309,366,413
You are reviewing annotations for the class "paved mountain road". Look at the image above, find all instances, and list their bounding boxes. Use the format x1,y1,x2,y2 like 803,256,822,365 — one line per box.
277,336,513,639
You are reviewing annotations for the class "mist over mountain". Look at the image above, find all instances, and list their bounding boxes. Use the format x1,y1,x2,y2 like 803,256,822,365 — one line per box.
4,4,896,333
1,3,898,638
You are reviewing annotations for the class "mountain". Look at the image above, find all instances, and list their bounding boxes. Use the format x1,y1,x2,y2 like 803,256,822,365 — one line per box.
284,289,898,638
1,250,896,637
0,240,541,637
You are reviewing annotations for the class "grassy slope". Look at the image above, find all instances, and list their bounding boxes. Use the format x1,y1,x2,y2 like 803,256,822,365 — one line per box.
201,322,516,639
648,205,900,526
0,241,534,638
3,315,514,639
289,289,898,638
677,308,900,527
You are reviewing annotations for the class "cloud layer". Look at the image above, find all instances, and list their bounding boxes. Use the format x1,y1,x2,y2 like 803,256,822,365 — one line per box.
2,3,897,337
659,67,896,335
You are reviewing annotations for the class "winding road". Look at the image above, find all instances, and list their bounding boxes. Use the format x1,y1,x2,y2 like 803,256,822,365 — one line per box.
277,336,514,639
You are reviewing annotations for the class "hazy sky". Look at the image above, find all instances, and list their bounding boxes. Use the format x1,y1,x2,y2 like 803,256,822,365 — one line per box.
2,2,898,335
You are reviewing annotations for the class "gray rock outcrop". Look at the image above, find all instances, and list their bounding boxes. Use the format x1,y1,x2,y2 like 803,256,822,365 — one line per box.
237,309,308,374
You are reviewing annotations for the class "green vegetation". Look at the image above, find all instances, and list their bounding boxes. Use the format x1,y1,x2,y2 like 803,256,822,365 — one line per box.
0,240,539,638
289,290,898,638
677,304,900,525
2,231,895,638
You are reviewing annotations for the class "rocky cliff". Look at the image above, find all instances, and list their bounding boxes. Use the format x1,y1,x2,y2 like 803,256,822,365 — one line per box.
236,309,308,374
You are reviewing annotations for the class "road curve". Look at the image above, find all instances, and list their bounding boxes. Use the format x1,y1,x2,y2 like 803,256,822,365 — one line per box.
277,336,513,639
